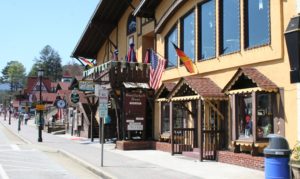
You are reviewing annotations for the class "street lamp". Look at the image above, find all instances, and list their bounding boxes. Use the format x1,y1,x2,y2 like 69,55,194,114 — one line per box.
8,96,11,125
38,68,44,142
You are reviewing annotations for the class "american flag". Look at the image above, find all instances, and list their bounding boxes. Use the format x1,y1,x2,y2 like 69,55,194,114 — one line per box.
149,50,166,90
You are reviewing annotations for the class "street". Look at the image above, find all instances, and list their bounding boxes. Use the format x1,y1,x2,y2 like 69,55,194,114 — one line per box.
0,118,100,179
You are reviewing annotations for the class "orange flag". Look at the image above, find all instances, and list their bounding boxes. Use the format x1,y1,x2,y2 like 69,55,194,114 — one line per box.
172,43,195,73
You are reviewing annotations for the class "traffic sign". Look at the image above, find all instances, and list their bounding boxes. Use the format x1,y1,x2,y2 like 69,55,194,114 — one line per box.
99,88,108,118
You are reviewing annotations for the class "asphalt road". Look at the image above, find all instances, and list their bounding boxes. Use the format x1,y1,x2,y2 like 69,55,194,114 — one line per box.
0,120,100,179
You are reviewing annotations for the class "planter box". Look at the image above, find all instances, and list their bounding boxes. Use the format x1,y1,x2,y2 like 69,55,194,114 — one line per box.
290,161,300,179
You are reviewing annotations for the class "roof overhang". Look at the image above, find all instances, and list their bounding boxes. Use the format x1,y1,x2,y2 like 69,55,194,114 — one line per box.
72,0,130,59
133,0,161,18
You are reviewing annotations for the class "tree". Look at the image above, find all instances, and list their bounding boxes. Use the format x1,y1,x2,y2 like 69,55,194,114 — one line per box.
1,61,26,91
29,45,63,82
62,60,84,77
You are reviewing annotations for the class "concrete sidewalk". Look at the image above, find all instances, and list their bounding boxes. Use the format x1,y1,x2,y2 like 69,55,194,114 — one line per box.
0,117,264,179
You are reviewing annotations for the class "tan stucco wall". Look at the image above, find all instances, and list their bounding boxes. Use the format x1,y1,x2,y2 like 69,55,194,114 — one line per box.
154,0,298,145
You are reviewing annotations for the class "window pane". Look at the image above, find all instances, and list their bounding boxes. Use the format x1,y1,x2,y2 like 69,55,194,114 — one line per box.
166,27,178,68
221,0,240,54
246,0,270,48
161,103,170,133
199,0,216,60
256,93,273,139
182,11,195,61
236,94,253,140
127,15,136,34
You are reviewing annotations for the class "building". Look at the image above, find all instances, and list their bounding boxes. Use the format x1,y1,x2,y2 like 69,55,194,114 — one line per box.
72,0,300,169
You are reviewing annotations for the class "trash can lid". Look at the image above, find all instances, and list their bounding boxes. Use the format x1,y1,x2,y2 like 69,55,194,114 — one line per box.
263,134,290,156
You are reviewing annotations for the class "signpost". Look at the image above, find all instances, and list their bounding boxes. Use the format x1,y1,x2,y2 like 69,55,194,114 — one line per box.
97,87,108,167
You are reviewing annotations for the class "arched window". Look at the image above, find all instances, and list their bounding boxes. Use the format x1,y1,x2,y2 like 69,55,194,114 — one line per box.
127,14,136,35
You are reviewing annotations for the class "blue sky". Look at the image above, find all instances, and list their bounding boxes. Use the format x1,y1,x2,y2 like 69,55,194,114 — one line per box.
0,0,99,74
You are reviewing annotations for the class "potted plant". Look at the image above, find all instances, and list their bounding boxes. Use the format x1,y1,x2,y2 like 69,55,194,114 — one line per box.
290,141,300,179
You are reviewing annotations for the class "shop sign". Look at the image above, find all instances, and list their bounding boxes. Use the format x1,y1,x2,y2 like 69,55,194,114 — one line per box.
79,81,95,91
36,104,45,111
124,92,146,131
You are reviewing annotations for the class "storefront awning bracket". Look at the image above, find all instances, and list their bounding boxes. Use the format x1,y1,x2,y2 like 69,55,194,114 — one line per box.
206,100,224,120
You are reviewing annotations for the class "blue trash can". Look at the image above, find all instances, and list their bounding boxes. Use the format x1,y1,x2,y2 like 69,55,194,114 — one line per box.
264,134,291,179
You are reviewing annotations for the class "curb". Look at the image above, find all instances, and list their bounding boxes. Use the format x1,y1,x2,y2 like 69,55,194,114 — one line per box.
58,149,117,179
0,121,32,145
1,120,116,179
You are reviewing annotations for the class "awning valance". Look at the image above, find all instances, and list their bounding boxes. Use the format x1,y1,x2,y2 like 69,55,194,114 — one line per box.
168,76,227,101
223,67,278,94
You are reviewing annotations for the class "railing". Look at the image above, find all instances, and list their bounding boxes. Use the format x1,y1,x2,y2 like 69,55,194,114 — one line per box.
83,61,150,87
172,128,195,154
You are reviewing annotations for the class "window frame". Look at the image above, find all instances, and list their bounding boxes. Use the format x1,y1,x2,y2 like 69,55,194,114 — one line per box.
244,0,271,49
198,0,216,61
219,0,241,55
180,8,196,64
127,14,137,35
165,24,178,69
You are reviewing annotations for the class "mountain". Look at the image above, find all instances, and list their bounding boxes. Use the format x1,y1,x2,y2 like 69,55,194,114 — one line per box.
0,83,10,91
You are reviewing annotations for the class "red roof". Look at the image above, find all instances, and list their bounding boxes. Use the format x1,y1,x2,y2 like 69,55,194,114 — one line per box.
58,82,70,90
25,77,51,93
51,82,58,88
33,92,57,103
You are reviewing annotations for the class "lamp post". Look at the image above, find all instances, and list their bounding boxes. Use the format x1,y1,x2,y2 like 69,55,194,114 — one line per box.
38,68,44,142
8,96,11,125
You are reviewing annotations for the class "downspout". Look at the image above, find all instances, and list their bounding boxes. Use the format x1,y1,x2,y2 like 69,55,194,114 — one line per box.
298,84,300,140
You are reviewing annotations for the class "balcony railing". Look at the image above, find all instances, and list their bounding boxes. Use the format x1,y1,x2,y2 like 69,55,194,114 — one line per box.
83,61,150,88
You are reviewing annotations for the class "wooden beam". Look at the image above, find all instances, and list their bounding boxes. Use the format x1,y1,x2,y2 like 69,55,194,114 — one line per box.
170,101,174,155
206,100,224,120
198,99,203,161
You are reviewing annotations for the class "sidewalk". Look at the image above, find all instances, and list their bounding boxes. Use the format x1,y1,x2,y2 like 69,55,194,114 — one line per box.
0,117,264,179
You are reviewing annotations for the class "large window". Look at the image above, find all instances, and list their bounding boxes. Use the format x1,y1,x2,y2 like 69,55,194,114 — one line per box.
181,10,195,62
220,0,240,54
245,0,270,48
236,94,253,140
256,93,274,139
165,26,178,68
199,0,216,60
236,92,275,140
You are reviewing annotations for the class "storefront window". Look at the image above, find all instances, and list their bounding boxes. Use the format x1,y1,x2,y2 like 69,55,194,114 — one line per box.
161,103,170,133
173,103,185,128
245,0,270,48
256,93,274,139
236,94,253,140
166,26,178,68
236,92,275,140
199,0,216,60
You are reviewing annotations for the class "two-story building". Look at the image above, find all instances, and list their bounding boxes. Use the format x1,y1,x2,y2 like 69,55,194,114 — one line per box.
72,0,300,170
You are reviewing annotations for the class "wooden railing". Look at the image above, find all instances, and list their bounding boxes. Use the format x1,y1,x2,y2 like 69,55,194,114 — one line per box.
83,61,150,87
172,128,195,154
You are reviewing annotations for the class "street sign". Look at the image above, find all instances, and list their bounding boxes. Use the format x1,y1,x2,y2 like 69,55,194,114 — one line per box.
98,88,108,118
70,91,80,104
36,104,45,111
